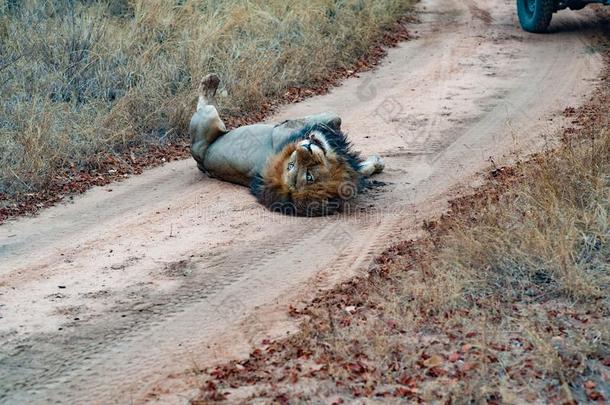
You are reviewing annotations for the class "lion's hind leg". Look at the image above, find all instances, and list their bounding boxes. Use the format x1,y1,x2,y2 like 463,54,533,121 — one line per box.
190,74,228,170
197,73,222,110
359,155,385,177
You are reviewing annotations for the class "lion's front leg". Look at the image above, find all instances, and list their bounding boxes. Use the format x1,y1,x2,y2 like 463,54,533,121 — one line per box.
359,155,385,177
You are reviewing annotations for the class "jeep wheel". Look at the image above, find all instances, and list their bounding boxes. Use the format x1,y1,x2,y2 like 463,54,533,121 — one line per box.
517,0,554,33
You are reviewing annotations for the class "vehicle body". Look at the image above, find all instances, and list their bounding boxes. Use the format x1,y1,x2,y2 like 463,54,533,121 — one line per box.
517,0,610,32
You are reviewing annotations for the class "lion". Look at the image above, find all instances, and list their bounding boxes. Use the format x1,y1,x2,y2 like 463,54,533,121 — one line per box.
189,74,385,216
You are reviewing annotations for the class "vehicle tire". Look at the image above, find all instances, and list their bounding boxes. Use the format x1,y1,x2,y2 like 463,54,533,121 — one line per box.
517,0,554,33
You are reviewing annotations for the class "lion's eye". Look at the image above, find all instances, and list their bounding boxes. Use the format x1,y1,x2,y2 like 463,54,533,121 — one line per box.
287,162,295,171
306,171,314,183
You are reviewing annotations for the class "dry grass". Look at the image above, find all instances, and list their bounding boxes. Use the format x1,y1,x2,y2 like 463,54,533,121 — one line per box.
365,124,610,401
0,0,412,196
196,107,609,403
437,135,609,305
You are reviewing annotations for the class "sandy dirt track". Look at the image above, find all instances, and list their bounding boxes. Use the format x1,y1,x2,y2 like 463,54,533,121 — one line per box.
0,0,605,403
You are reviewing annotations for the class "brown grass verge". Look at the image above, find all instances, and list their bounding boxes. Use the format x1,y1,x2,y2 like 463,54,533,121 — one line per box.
189,44,610,405
0,0,414,224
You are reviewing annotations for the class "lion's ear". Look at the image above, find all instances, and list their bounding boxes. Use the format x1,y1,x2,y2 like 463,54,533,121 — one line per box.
250,175,297,215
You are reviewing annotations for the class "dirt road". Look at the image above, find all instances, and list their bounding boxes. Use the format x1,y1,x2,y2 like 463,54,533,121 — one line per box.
0,0,604,403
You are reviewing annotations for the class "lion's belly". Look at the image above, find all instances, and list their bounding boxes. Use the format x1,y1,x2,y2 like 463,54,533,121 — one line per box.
201,113,341,186
203,125,275,186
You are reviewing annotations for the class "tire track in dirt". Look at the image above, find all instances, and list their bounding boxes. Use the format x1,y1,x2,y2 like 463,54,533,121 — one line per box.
1,222,325,402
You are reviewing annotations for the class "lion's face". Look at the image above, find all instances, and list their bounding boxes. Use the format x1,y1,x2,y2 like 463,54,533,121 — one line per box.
252,128,362,216
284,132,340,191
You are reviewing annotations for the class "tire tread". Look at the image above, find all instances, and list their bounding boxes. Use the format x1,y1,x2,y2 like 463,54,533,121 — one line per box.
517,0,555,33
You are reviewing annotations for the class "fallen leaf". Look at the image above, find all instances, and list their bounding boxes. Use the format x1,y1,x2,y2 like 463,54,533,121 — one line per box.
423,354,443,368
394,387,417,397
346,362,367,374
587,391,605,401
427,366,446,377
344,305,356,313
449,352,461,362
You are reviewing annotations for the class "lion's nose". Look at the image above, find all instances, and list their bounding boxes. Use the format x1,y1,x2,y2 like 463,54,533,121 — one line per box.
302,142,312,153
